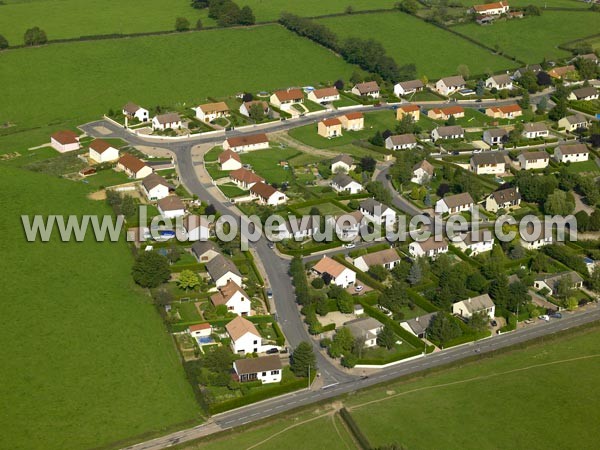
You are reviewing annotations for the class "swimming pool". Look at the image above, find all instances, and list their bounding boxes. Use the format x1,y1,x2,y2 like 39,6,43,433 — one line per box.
196,336,214,345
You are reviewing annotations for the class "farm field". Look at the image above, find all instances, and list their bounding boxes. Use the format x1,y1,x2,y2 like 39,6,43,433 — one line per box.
453,11,600,63
447,0,590,7
0,25,358,152
317,12,517,78
0,166,199,450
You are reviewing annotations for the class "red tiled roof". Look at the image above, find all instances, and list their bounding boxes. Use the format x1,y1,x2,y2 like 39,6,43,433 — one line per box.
51,130,79,145
230,168,264,185
226,133,268,148
219,149,241,164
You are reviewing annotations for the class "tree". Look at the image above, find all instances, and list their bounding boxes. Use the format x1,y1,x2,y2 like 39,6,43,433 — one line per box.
195,19,204,30
467,271,487,292
518,71,539,93
238,5,256,25
408,261,422,285
369,131,385,147
336,291,354,313
120,195,136,218
489,274,509,308
575,57,599,81
328,327,354,358
476,79,485,97
360,156,377,173
395,113,418,134
544,189,575,215
248,102,265,121
575,210,590,232
350,71,363,85
519,90,530,109
175,17,190,31
365,181,392,204
397,0,419,14
587,267,600,293
555,274,574,302
291,341,316,377
24,27,47,46
377,324,396,350
191,0,209,9
132,251,171,288
334,79,344,90
369,264,389,281
548,98,568,121
525,4,542,15
468,311,489,332
177,270,200,290
311,277,324,289
536,71,552,87
457,64,470,80
426,312,462,346
152,288,174,307
0,35,8,50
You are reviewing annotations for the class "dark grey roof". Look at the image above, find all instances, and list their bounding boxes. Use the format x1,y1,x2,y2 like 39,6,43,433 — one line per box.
440,75,466,87
206,254,241,281
332,154,354,166
234,355,282,375
435,125,464,137
484,128,508,138
142,172,172,191
523,122,548,133
520,151,549,161
571,86,598,99
404,312,437,337
359,198,392,215
563,114,588,125
387,134,417,146
396,79,424,90
155,112,181,124
491,186,521,203
537,271,583,290
191,240,219,258
471,152,505,166
332,173,358,188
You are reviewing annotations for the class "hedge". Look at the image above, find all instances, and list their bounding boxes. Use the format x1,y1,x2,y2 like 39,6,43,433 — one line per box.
170,314,276,332
356,347,422,366
321,323,336,332
406,288,439,313
339,408,371,450
448,245,482,268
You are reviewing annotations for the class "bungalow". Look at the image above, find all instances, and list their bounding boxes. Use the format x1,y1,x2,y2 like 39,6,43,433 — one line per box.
50,130,80,153
308,87,340,104
276,216,319,241
351,81,380,98
568,86,599,101
359,198,396,226
485,104,522,119
223,133,269,152
353,248,400,272
548,65,576,79
312,256,356,288
191,240,220,263
210,280,252,316
188,323,212,339
345,317,384,348
219,149,242,171
339,112,364,131
455,230,494,255
152,113,182,130
431,125,464,141
117,154,153,179
239,100,270,118
182,215,210,241
394,79,424,97
194,102,230,122
229,168,264,189
576,53,600,65
385,133,417,150
88,139,119,163
470,152,506,175
520,225,552,250
226,316,263,354
122,102,149,122
472,1,509,15
400,312,437,338
522,122,549,139
483,128,508,146
250,182,288,206
554,143,589,163
558,114,589,132
428,106,465,120
408,237,448,259
270,88,304,110
534,271,584,296
411,160,434,185
485,73,513,90
157,195,185,219
318,118,343,138
435,76,466,96
396,103,421,121
452,294,495,319
513,65,542,79
435,192,474,215
518,151,549,170
485,186,521,212
331,211,364,239
332,174,363,195
142,172,172,200
331,154,355,173
233,355,282,384
206,254,243,287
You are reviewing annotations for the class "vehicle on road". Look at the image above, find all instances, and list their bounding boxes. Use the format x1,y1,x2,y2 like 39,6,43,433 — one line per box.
266,347,279,354
266,288,273,299
539,314,550,322
551,312,563,319
267,242,274,249
524,319,534,324
343,243,356,249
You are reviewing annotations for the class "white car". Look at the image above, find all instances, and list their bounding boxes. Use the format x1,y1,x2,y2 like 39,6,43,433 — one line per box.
354,285,363,292
343,243,356,249
538,315,550,322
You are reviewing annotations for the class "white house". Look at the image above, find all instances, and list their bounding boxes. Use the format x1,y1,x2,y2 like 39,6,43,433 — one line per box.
435,192,474,215
182,215,210,242
191,240,221,263
50,130,80,153
250,182,288,206
117,154,153,179
229,168,264,190
218,149,242,171
452,294,495,320
518,151,549,170
353,248,400,272
472,1,509,15
568,86,599,101
345,317,384,348
485,74,513,90
331,174,363,195
558,114,589,132
194,102,229,122
359,198,396,226
226,316,263,354
157,195,186,219
89,139,119,163
351,81,380,98
142,172,172,200
233,355,282,384
554,143,589,163
483,128,508,146
520,225,552,250
210,280,252,316
431,125,464,141
307,87,339,104
534,271,584,295
435,76,466,96
411,160,434,185
385,134,417,150
454,230,494,255
522,122,549,139
275,216,319,241
393,79,424,97
470,153,506,175
312,256,356,288
409,237,448,259
400,312,437,339
269,88,303,110
122,102,149,122
485,186,521,212
330,211,364,240
152,113,182,131
206,254,243,288
223,133,269,152
339,112,364,131
331,154,355,173
240,100,270,118
188,323,212,339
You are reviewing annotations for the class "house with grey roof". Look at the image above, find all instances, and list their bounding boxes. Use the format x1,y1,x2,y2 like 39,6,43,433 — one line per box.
485,186,521,212
431,125,465,141
435,192,474,215
534,271,584,296
359,198,396,225
206,254,242,288
385,134,417,150
394,79,424,96
470,152,506,175
522,122,549,139
191,240,220,263
558,114,589,132
344,317,384,348
401,312,437,338
331,174,363,195
331,154,355,173
568,86,598,101
483,128,508,146
435,75,466,96
452,294,495,319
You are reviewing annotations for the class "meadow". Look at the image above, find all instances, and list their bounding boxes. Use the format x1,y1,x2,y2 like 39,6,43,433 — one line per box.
317,11,517,78
240,148,301,184
0,165,200,450
0,25,358,152
453,11,600,63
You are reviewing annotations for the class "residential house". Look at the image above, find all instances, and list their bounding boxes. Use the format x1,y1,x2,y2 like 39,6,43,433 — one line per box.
269,88,304,110
483,128,508,146
548,65,576,79
485,104,522,119
276,216,319,241
513,65,542,79
229,168,264,189
142,172,172,200
584,257,599,274
435,192,474,215
223,133,269,152
428,106,465,120
210,280,252,316
409,237,449,259
50,130,80,153
226,316,263,354
554,143,589,163
250,182,288,206
345,317,384,348
534,271,584,295
318,118,343,138
431,125,465,141
157,195,185,219
182,215,210,241
522,122,549,139
339,112,364,131
117,154,153,179
472,1,509,16
206,254,243,287
239,100,270,118
331,211,364,240
385,134,417,150
576,53,600,65
191,240,220,263
233,355,282,384
401,313,437,339
194,102,230,122
568,86,599,101
188,323,212,339
331,154,355,173
452,294,495,319
396,103,421,121
485,73,513,90
435,76,466,96
394,79,424,97
411,160,434,185
312,256,356,288
152,113,182,130
520,225,552,250
558,114,589,132
218,149,243,171
485,186,521,212
518,151,549,170
308,87,340,104
122,102,149,122
470,152,506,175
455,230,494,255
351,81,380,98
332,174,363,194
359,198,397,226
353,248,400,272
88,139,119,163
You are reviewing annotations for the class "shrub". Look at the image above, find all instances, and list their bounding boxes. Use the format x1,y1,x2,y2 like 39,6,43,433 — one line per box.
311,277,325,289
24,27,47,46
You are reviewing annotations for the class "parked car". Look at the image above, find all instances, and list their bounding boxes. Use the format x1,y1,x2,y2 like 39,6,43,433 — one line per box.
539,314,550,322
266,347,279,354
343,243,356,249
266,288,273,299
551,312,562,319
524,319,534,324
267,242,274,249
490,320,497,327
354,285,363,292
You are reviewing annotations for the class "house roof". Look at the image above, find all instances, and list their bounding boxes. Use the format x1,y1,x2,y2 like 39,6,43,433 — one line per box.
157,195,185,211
403,312,437,336
549,65,575,78
473,1,508,12
396,79,424,90
89,139,114,154
488,104,522,114
571,86,598,99
459,229,494,246
344,111,364,120
182,214,210,231
229,168,265,185
491,186,521,203
321,117,342,127
123,102,142,114
334,210,364,226
398,103,420,112
523,122,548,133
142,172,172,191
118,153,147,173
332,154,354,166
388,134,417,145
357,248,400,267
413,237,448,252
520,151,549,161
219,149,241,164
189,323,211,332
536,271,584,290
210,280,249,306
471,152,505,166
234,355,282,375
250,182,279,199
489,73,512,85
273,88,303,102
243,100,269,111
312,87,339,98
413,160,434,175
51,130,79,145
439,75,466,87
557,143,589,155
191,240,219,256
562,114,588,125
485,128,508,138
515,65,542,75
206,254,242,282
154,112,181,124
432,105,464,115
197,102,229,113
578,53,599,62
226,133,268,148
345,317,383,339
454,294,494,313
354,81,380,94
359,198,392,216
333,173,359,188
312,256,349,278
434,125,464,137
442,192,474,208
226,316,259,341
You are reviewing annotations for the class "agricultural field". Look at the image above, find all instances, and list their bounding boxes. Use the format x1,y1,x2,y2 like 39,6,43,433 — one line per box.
317,11,517,78
453,11,600,63
0,25,358,152
0,166,199,450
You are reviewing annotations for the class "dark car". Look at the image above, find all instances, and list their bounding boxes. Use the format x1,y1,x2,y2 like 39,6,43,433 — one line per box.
551,312,562,319
266,347,279,354
490,320,498,327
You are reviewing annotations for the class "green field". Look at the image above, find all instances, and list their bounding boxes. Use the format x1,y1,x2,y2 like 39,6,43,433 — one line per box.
454,11,600,63
0,165,199,450
317,11,517,78
0,25,358,152
240,148,301,184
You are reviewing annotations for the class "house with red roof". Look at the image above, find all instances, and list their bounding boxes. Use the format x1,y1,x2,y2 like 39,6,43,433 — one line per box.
51,130,80,153
89,139,119,163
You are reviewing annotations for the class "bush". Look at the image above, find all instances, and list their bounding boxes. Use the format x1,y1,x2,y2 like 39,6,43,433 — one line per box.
311,277,325,289
0,34,8,50
24,27,47,46
175,17,190,31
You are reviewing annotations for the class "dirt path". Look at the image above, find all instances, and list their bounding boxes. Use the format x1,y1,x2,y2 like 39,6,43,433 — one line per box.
272,132,335,158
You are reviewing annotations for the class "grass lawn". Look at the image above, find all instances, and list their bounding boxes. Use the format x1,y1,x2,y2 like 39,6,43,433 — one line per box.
239,148,301,184
83,169,131,189
295,202,348,216
564,159,600,175
453,11,600,63
218,183,248,198
317,11,517,78
205,164,231,180
0,25,358,152
0,166,199,450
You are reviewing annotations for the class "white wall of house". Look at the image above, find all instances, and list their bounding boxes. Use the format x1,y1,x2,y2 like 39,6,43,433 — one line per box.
223,141,269,152
144,184,170,201
411,168,430,185
518,156,548,170
332,181,363,195
159,207,185,219
472,162,505,175
51,138,80,153
215,272,243,288
225,291,252,316
230,331,263,354
455,239,493,256
221,158,242,171
189,327,212,338
152,117,182,130
554,151,588,163
185,225,209,242
408,242,448,259
89,147,119,163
